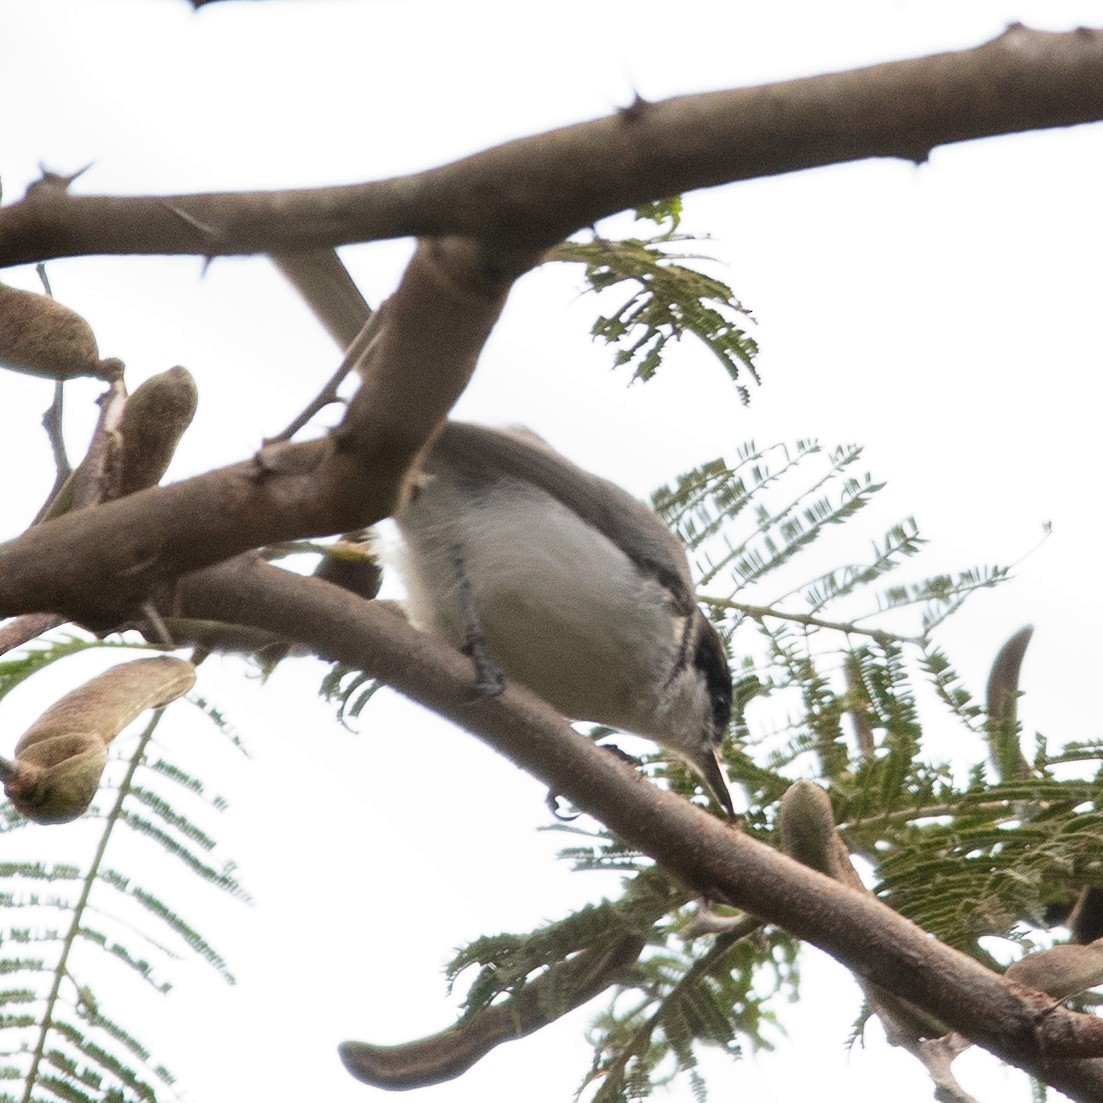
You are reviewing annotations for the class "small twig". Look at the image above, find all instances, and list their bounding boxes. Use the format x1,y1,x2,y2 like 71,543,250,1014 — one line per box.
703,596,921,645
29,265,73,523
34,382,72,524
33,377,127,525
913,1033,978,1103
0,613,67,658
837,798,1026,833
68,378,128,512
265,307,384,444
138,602,175,649
1009,523,1054,570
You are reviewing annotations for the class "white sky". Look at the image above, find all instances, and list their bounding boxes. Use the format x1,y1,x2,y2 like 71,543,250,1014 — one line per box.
1,2,1102,1102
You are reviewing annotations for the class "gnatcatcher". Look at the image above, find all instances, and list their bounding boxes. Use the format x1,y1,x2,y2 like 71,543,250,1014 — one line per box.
392,421,735,816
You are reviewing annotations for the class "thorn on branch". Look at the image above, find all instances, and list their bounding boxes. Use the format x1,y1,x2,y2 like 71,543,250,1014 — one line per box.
35,263,52,297
30,163,92,194
618,91,651,124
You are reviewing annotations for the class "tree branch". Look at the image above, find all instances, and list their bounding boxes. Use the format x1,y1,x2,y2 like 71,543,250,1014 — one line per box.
269,248,373,350
1,26,1101,266
0,237,515,627
176,556,1103,1102
338,935,647,1089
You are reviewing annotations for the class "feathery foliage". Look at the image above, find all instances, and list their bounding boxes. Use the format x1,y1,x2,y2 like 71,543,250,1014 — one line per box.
319,665,383,728
1,282,1071,1103
551,202,760,400
0,640,247,1103
365,437,1083,1103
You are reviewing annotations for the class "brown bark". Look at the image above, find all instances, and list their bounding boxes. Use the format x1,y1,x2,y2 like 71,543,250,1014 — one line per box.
177,556,1103,1101
0,26,1100,266
0,238,514,627
2,23,1102,1100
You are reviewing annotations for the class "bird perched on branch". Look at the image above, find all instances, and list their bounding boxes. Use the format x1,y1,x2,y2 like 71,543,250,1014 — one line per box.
391,421,735,817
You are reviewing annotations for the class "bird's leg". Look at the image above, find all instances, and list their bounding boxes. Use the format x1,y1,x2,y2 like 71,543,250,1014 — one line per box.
450,542,506,698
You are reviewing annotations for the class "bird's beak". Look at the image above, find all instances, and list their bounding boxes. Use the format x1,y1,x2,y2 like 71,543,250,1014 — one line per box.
698,747,736,820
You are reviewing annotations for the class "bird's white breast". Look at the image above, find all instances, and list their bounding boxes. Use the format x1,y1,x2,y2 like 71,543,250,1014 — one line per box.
393,471,683,730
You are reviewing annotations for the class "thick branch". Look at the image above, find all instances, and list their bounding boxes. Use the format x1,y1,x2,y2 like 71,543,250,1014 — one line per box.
178,557,1103,1102
269,249,373,349
0,238,513,627
2,26,1101,265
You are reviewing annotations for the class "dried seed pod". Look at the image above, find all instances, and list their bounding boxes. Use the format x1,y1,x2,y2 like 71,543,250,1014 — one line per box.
778,779,863,889
779,779,948,1043
1048,885,1103,945
0,655,195,824
985,625,1033,782
1005,940,1103,1000
116,366,198,494
338,934,645,1089
0,282,122,381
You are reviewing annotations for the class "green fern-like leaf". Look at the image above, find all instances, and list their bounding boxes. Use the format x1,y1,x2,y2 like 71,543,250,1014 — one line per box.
0,642,248,1102
319,664,384,728
551,225,759,397
115,814,248,899
308,437,1051,1103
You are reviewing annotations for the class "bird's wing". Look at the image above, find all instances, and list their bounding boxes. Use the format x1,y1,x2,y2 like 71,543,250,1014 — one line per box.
431,422,698,615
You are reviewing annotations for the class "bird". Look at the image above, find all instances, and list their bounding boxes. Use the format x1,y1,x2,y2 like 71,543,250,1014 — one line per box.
390,420,735,817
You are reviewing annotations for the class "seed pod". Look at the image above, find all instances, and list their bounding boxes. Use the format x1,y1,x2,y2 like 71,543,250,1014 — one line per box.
116,366,198,494
0,655,195,824
1006,940,1103,1000
985,625,1033,782
0,282,123,381
778,779,863,889
779,779,948,1042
